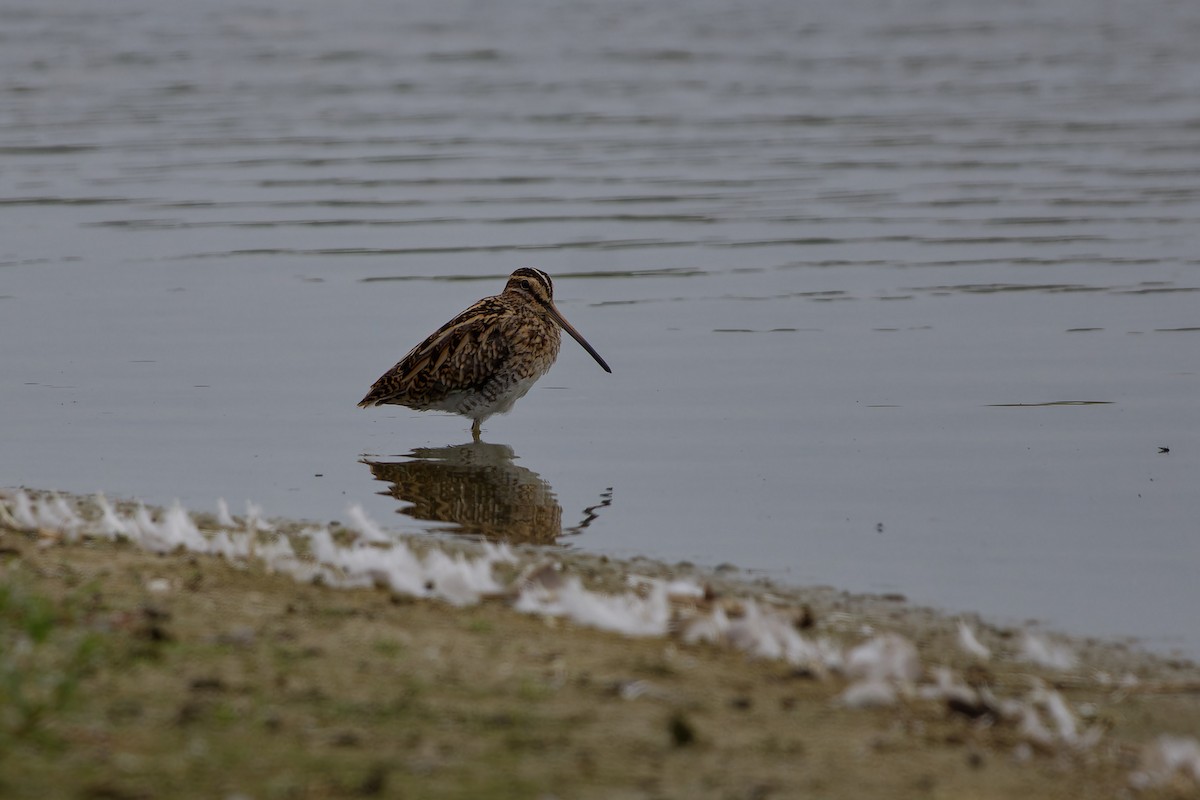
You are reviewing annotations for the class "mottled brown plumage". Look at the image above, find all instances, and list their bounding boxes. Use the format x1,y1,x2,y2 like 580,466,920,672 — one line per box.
358,268,610,439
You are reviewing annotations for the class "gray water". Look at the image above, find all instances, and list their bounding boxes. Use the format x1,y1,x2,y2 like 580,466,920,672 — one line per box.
3,0,1198,655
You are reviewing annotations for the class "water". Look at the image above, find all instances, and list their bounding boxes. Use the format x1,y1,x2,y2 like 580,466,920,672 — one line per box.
2,0,1198,655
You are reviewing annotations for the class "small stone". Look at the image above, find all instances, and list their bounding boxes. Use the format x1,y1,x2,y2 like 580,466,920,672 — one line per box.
668,712,697,747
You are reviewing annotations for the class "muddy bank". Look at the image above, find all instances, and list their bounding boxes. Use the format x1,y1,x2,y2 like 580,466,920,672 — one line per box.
1,489,1198,799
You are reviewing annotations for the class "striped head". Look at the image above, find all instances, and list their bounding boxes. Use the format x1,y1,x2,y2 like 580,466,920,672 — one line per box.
501,267,612,374
503,267,555,306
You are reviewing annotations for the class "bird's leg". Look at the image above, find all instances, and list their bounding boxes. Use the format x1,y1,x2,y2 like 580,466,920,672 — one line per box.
471,419,482,442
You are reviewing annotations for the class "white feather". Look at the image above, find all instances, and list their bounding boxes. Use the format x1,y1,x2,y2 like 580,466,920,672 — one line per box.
957,621,991,660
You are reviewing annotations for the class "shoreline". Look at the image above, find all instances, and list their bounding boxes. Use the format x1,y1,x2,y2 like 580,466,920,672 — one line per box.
2,487,1199,798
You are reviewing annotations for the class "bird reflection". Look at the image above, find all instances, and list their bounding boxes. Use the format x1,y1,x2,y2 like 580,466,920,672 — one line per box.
362,441,610,545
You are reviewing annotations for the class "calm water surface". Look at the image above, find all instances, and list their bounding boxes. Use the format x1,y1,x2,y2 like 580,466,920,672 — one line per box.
3,0,1198,655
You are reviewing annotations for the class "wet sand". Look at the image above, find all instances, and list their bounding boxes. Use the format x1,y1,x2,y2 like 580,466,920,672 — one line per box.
2,489,1198,799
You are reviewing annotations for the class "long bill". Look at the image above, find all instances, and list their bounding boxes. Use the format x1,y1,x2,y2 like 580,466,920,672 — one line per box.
546,303,612,373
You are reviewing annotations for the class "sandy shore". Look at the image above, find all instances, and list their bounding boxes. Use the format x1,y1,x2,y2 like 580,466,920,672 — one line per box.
1,488,1198,799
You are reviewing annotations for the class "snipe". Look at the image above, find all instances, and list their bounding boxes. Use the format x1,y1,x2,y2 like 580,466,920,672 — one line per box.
358,268,611,439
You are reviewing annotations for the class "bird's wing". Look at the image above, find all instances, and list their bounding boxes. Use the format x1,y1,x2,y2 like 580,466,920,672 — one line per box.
358,297,511,407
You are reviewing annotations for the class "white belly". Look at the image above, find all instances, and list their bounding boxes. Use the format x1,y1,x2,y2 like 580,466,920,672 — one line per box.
443,372,544,422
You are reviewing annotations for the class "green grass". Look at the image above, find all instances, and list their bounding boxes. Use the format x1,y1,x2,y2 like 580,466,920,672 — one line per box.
0,577,106,749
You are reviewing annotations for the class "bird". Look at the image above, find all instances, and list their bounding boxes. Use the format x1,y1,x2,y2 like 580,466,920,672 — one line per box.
358,267,611,440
